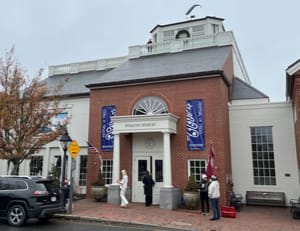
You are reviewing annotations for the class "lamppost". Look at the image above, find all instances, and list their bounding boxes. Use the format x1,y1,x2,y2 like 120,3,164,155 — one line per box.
59,130,72,197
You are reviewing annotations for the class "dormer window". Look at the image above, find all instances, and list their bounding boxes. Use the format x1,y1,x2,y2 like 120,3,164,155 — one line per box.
192,25,204,36
153,33,157,43
163,30,174,41
212,24,219,34
176,29,190,39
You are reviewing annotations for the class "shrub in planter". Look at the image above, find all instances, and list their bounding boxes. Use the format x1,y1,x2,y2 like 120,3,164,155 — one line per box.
91,170,107,202
185,175,199,192
183,175,199,209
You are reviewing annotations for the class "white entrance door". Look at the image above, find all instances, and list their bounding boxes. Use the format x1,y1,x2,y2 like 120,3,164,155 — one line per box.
132,155,163,204
133,156,150,203
132,133,163,205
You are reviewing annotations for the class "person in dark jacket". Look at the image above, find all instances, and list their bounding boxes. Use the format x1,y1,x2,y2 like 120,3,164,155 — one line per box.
142,171,155,206
199,174,209,215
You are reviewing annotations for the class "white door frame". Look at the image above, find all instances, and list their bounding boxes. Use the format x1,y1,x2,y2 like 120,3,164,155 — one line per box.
132,154,163,204
132,133,163,204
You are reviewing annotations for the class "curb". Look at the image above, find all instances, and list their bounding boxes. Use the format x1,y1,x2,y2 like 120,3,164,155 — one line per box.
54,214,189,231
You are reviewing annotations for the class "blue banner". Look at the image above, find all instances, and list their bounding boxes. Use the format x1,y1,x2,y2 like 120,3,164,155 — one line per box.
101,106,116,151
186,99,205,150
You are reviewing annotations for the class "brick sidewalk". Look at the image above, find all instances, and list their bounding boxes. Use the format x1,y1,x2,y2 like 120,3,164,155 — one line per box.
61,198,300,231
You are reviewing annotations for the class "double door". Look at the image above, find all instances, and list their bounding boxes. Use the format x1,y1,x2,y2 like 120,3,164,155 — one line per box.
132,155,163,204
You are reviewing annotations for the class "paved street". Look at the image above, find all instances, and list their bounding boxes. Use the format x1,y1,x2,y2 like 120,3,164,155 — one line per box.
0,219,179,231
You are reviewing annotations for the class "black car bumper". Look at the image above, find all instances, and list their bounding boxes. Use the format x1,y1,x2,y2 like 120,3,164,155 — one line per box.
28,205,66,218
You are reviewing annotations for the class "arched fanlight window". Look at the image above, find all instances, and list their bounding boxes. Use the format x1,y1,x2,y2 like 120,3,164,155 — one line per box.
133,96,168,115
176,29,190,39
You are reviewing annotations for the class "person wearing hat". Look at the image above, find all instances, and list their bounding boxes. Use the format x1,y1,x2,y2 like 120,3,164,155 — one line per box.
199,174,209,215
208,175,220,221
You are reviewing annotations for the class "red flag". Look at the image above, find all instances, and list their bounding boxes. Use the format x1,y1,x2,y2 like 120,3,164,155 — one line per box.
206,145,215,177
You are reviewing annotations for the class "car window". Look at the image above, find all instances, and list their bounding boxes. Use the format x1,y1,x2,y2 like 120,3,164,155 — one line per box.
34,182,47,191
14,180,27,189
0,180,10,190
35,180,58,192
44,181,59,192
0,179,27,190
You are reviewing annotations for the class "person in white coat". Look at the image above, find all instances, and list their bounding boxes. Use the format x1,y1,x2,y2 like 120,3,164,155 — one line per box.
208,175,220,220
118,169,129,208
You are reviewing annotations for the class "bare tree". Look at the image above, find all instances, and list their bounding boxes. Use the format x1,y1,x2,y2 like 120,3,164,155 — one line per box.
0,48,66,175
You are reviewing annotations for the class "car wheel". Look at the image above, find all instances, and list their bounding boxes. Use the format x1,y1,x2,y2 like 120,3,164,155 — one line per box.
7,205,26,226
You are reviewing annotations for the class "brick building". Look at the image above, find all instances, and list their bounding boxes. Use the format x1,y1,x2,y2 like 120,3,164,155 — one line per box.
85,16,292,209
2,15,298,210
286,60,300,172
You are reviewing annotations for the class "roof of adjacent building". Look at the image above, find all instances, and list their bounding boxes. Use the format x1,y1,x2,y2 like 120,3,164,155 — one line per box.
286,59,300,98
286,59,300,74
44,68,113,96
231,77,269,100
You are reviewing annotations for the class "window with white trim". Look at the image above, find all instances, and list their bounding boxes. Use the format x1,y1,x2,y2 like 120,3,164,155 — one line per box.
192,25,205,36
102,159,113,184
163,30,174,41
212,24,219,34
79,156,87,186
188,159,207,184
251,126,276,185
30,156,43,176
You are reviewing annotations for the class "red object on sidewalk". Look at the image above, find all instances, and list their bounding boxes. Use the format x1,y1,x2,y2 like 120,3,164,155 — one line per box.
221,206,237,218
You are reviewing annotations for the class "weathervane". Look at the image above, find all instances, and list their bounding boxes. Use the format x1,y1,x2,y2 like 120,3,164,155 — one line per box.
185,4,202,18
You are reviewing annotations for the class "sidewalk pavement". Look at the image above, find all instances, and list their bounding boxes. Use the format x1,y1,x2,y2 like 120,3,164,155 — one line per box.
57,198,300,231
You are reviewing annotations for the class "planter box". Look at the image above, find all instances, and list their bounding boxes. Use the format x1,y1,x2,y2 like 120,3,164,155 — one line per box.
91,186,107,202
183,191,199,209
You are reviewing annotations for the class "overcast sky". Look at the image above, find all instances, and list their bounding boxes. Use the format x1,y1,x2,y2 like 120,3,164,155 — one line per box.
0,0,299,102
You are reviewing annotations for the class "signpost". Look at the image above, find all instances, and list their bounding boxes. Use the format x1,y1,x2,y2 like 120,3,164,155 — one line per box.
67,140,80,213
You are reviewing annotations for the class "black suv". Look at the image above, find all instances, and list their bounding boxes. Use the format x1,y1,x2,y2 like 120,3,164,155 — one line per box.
0,176,66,226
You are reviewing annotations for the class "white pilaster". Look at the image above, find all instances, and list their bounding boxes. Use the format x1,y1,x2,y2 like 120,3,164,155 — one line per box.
112,133,120,184
43,147,50,177
163,132,173,187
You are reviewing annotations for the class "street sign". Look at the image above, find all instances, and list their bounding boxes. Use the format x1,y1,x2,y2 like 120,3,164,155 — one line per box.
68,140,80,159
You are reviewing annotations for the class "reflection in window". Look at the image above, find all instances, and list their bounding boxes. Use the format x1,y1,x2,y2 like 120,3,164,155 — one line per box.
138,160,147,181
79,156,87,186
50,112,68,131
30,156,43,176
155,160,163,182
53,155,68,179
0,180,27,190
54,156,62,176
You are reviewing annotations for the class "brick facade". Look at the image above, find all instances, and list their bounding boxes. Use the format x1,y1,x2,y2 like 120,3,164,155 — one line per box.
88,72,233,205
292,76,300,169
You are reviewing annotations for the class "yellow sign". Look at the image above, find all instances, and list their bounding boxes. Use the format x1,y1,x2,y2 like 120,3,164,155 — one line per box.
68,140,80,159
